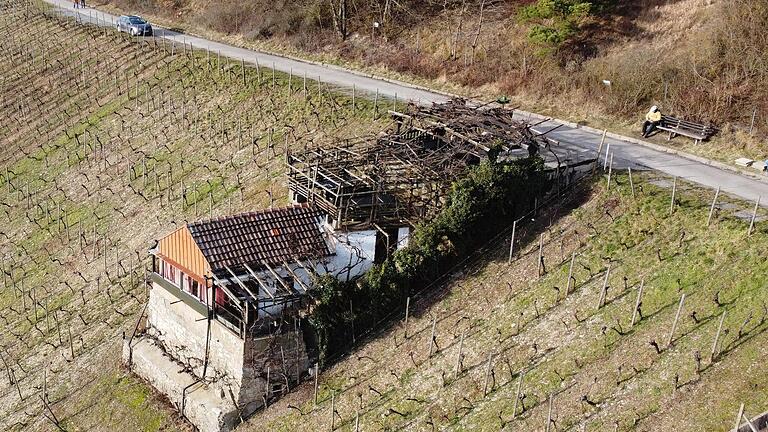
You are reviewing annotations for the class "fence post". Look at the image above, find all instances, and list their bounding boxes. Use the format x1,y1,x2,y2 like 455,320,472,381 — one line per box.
711,311,726,362
734,403,745,432
512,371,524,418
428,316,437,357
537,233,544,279
667,294,686,347
483,352,493,396
314,363,319,406
669,176,677,216
330,392,336,430
593,130,607,174
545,394,554,432
507,220,517,264
374,89,379,119
404,296,411,339
565,252,575,298
707,187,720,227
597,263,611,309
607,153,614,190
748,196,761,236
455,330,465,378
631,278,644,327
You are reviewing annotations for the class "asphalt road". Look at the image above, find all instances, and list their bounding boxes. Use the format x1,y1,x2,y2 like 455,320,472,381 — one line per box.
42,0,768,205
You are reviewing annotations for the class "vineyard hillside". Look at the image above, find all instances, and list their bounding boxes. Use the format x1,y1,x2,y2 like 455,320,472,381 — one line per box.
0,3,380,430
245,173,768,431
2,2,768,432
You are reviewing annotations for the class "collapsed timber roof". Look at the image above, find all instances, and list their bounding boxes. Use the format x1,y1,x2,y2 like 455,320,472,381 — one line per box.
287,99,549,230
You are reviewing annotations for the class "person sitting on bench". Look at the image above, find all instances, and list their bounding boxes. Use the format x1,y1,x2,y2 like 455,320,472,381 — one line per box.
642,106,662,138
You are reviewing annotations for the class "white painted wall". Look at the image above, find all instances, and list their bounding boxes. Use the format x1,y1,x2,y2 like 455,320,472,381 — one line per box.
320,229,377,281
396,227,410,249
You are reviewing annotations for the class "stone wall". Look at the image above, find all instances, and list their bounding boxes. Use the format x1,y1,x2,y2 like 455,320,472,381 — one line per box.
146,280,243,382
125,337,240,432
143,280,310,420
240,330,309,412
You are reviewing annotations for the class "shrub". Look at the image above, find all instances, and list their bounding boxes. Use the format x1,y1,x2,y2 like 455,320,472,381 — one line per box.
518,0,594,47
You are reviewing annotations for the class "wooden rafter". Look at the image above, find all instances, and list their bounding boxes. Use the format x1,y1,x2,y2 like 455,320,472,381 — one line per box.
224,264,260,304
263,262,294,296
243,263,276,300
211,274,244,312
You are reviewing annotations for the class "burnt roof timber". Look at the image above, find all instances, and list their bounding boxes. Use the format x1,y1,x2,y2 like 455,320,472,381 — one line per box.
224,264,261,304
263,261,294,296
288,165,345,196
388,110,412,120
341,167,374,185
529,117,551,127
243,263,276,300
211,274,245,312
425,121,492,153
387,153,443,181
289,156,362,189
534,124,564,137
293,258,320,283
281,259,310,293
287,99,546,229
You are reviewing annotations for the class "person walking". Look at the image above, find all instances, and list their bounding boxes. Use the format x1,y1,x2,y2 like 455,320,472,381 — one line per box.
642,106,662,138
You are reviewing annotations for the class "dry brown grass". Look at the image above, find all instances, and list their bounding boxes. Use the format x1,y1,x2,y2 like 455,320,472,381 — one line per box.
100,0,768,162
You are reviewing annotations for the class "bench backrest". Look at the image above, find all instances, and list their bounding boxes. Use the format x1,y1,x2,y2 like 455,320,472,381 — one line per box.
660,114,717,136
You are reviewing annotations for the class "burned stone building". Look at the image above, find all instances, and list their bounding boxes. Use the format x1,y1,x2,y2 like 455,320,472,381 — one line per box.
124,204,399,431
286,99,551,230
124,99,557,432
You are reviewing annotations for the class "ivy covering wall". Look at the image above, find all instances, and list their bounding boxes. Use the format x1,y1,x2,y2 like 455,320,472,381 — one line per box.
308,157,550,365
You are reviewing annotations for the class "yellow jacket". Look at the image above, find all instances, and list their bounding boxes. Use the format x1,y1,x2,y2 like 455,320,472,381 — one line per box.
646,111,661,122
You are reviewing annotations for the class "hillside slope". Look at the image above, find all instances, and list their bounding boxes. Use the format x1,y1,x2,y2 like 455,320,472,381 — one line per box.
243,172,768,431
94,0,768,163
0,4,379,430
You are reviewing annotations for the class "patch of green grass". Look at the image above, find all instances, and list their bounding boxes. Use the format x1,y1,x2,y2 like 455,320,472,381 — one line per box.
59,372,178,432
247,173,768,432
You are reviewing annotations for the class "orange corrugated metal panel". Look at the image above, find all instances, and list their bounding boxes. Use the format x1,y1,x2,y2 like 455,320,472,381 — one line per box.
158,226,210,282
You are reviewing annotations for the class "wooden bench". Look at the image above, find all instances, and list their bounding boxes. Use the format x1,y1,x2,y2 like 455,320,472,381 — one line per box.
655,114,717,145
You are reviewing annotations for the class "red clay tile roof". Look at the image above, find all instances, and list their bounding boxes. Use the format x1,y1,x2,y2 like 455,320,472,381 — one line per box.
187,204,332,275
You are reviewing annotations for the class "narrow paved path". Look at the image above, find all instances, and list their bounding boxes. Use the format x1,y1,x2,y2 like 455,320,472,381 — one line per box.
42,0,768,205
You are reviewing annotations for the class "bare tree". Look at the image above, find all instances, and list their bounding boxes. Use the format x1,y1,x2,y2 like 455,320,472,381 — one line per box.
329,0,350,40
470,0,486,64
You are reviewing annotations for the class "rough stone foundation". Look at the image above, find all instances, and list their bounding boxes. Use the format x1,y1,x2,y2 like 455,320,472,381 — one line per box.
122,281,311,432
124,337,240,432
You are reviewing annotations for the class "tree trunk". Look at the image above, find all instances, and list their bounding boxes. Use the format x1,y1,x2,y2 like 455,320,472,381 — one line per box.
330,0,349,41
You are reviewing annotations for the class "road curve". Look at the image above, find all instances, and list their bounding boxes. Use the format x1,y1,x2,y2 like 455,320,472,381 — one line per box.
41,0,768,205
